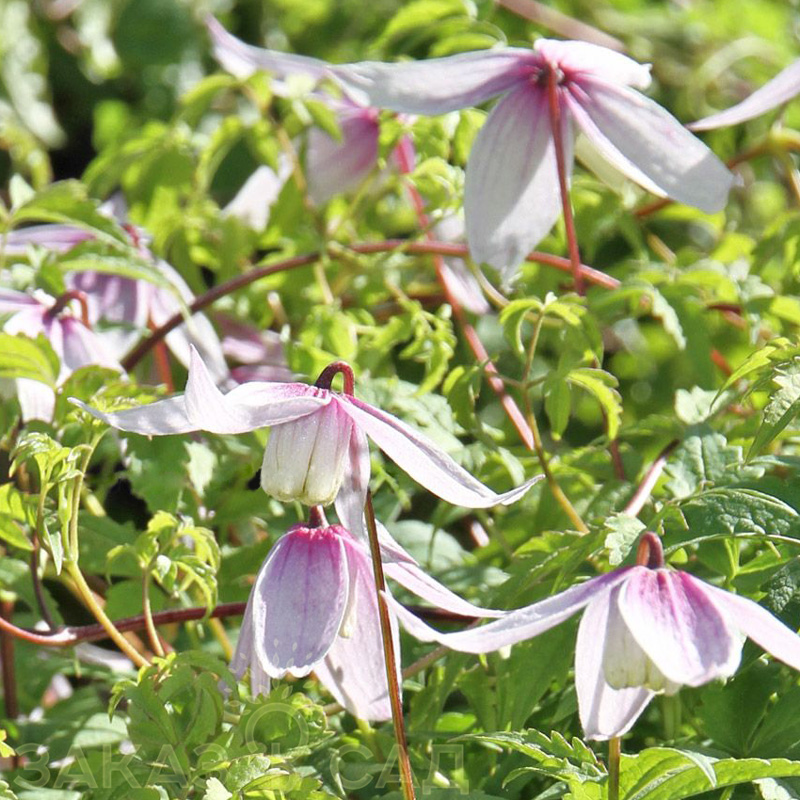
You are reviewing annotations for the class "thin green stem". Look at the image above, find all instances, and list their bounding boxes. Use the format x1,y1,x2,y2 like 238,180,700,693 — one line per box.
66,562,149,668
364,490,416,800
608,737,621,800
522,313,588,533
142,571,165,658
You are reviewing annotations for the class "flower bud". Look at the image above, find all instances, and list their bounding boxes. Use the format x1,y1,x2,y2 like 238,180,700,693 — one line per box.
260,401,353,505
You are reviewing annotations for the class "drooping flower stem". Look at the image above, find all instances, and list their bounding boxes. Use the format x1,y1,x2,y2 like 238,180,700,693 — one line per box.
546,68,585,295
315,361,355,394
47,289,91,327
608,736,621,800
636,531,665,568
364,489,417,800
147,317,175,393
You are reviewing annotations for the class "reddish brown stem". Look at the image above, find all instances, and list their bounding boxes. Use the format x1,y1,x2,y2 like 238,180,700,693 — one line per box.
147,317,175,392
623,439,679,518
122,242,618,371
395,140,535,449
547,68,585,295
635,531,665,568
0,600,20,768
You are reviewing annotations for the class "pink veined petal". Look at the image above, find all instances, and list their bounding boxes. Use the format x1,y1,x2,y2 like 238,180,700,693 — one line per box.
333,422,371,542
231,590,273,696
464,84,568,284
184,345,327,433
575,590,654,741
3,224,93,255
206,15,328,82
252,527,350,679
690,58,800,131
0,289,43,314
315,538,395,720
386,569,632,653
70,395,196,435
16,378,56,423
332,49,533,115
535,39,652,90
376,520,503,618
68,272,148,329
573,78,733,213
618,569,742,687
338,394,543,508
306,111,380,205
60,318,124,374
566,95,668,198
701,582,800,672
223,163,291,230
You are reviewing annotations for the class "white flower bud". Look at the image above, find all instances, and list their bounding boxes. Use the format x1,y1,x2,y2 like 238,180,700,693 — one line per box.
260,402,352,505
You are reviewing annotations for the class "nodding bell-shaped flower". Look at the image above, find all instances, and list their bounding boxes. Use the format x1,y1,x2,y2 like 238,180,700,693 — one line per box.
231,510,502,720
388,532,800,740
72,349,541,538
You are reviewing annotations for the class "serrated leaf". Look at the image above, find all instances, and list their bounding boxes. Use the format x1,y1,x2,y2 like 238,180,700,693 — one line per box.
750,361,800,457
604,514,645,565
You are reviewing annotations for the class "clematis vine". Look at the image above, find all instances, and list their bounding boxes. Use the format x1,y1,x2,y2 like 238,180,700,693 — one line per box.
0,288,123,421
334,41,734,283
73,348,540,539
389,532,800,740
232,507,501,720
690,58,800,131
207,16,381,207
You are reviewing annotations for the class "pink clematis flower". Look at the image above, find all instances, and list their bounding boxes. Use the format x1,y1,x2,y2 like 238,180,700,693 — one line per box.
0,288,124,420
690,58,800,131
334,41,734,282
232,513,500,719
207,17,381,207
388,532,800,740
72,348,540,538
4,219,228,383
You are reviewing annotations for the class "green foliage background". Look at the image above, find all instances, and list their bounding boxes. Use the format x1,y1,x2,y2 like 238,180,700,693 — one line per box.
2,0,800,798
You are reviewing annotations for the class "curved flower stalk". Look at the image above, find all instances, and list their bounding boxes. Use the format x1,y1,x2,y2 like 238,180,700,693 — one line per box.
72,348,540,538
388,532,800,740
207,17,381,207
690,58,800,131
0,288,123,420
232,513,500,720
4,219,228,383
334,41,734,282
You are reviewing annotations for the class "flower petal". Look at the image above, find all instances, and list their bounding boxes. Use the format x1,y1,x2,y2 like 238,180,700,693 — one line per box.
206,15,328,82
333,423,371,541
252,527,349,678
464,84,567,283
379,522,503,618
575,591,654,741
231,590,273,696
4,224,93,255
184,345,327,433
386,569,632,653
70,395,195,435
224,163,290,230
535,39,652,89
314,538,395,720
572,78,733,213
338,394,542,508
332,49,532,115
60,319,123,373
619,570,742,687
702,583,800,672
16,378,56,423
690,58,800,131
0,289,43,314
306,111,380,205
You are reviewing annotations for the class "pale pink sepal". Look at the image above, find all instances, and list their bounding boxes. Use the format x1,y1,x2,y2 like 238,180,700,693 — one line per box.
252,528,349,679
690,59,800,131
339,394,543,508
575,589,654,741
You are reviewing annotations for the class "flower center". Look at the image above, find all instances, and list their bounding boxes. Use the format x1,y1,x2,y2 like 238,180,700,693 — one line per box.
534,63,566,87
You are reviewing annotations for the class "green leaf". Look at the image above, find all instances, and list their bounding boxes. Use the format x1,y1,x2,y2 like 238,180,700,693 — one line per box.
604,513,645,566
750,360,800,456
0,333,58,385
566,367,622,440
